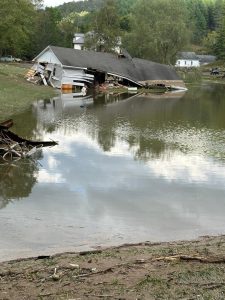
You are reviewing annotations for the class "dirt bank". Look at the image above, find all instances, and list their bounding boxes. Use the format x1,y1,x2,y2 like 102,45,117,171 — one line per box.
1,235,225,299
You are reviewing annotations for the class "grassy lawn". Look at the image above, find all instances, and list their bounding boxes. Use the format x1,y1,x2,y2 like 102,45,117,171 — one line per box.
0,63,57,122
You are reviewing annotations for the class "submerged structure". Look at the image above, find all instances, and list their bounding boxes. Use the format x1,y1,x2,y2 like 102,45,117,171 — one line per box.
28,46,185,90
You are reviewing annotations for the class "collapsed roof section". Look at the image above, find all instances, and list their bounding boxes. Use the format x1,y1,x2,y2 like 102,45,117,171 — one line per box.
33,46,184,86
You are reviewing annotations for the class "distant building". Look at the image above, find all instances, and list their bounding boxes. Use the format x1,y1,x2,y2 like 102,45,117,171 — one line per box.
73,33,85,50
196,54,216,66
175,52,216,68
175,52,200,68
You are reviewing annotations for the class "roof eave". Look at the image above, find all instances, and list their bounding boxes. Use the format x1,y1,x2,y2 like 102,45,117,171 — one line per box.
32,45,51,62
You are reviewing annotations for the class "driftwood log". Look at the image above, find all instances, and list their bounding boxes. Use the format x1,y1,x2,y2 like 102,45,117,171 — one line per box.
0,119,57,161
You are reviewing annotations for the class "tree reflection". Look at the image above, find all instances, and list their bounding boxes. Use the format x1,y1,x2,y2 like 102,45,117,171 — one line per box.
94,92,184,160
0,156,41,210
92,87,225,162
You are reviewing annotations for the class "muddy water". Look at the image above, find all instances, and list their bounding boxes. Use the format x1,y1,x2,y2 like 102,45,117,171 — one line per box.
1,84,225,261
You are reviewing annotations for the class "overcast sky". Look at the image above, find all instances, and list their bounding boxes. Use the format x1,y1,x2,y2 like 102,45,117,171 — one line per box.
43,0,76,7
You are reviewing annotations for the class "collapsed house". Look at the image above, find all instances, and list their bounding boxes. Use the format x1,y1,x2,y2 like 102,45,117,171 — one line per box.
27,45,186,91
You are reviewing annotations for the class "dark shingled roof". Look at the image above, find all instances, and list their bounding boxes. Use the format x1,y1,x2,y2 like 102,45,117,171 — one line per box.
178,52,199,60
197,54,216,64
49,46,180,83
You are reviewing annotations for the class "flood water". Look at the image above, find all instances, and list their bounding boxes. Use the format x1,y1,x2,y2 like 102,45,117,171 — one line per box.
1,83,225,261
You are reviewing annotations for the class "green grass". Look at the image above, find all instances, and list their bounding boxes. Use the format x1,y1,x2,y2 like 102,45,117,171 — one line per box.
177,68,202,83
0,63,57,122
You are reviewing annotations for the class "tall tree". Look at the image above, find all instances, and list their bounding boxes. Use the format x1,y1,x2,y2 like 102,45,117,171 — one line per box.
124,0,189,64
29,7,63,58
84,0,121,52
58,11,91,47
185,0,208,44
214,4,225,59
0,0,36,56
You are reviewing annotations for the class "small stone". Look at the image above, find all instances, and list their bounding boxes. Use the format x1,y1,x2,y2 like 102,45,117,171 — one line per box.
69,264,80,269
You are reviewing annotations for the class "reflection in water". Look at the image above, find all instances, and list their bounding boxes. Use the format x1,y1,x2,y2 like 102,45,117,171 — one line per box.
1,85,225,261
0,158,40,209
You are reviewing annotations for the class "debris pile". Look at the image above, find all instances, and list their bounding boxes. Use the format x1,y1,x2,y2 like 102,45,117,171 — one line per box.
0,119,57,161
25,63,49,86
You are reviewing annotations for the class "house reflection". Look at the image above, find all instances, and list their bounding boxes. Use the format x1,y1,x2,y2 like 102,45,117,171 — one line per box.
33,93,94,123
33,91,186,160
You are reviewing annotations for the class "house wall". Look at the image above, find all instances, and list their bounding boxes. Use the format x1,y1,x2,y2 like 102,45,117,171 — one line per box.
175,59,200,67
62,68,94,85
35,49,61,65
49,64,63,88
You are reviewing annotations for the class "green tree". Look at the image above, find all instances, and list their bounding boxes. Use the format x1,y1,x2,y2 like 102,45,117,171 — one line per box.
58,11,91,47
203,30,218,52
0,0,36,57
29,7,63,58
84,0,121,52
185,0,208,44
124,0,189,64
116,0,136,16
214,4,225,59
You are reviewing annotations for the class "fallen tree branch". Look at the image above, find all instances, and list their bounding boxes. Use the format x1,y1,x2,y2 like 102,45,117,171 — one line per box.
154,255,225,263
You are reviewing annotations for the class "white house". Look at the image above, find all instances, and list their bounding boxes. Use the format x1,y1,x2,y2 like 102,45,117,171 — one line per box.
175,52,200,68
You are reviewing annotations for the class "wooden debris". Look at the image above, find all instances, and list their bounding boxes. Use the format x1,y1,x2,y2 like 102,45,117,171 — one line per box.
0,119,57,161
154,254,225,263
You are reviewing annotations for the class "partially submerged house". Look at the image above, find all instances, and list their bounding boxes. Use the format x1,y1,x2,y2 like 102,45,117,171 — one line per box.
31,45,185,90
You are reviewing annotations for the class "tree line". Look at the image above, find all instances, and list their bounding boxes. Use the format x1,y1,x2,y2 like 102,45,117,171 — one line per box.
1,0,225,63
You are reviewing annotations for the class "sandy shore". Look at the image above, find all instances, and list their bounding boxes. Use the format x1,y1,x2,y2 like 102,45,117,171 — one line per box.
1,235,225,299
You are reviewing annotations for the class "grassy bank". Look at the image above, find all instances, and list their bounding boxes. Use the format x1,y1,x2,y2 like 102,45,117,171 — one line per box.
0,63,57,122
177,61,225,85
1,235,225,299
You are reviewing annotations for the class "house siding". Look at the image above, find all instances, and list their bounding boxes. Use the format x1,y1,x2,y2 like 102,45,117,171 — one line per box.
175,59,200,68
35,48,61,65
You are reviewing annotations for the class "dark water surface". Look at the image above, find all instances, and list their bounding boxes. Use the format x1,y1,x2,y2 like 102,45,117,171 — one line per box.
1,83,225,261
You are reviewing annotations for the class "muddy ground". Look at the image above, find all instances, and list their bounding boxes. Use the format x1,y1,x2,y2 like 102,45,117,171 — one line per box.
1,235,225,300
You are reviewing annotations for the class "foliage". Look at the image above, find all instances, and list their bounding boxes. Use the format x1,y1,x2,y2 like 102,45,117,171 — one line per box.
84,0,121,52
214,5,225,59
57,0,105,17
58,11,91,47
0,0,36,57
124,0,189,64
1,0,225,62
26,7,66,59
185,0,208,44
203,30,218,52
